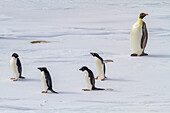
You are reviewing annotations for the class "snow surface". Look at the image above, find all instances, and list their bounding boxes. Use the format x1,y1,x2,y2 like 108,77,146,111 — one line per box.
0,0,170,112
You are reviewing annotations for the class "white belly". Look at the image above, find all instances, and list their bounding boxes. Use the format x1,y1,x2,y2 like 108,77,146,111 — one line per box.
95,58,104,79
10,57,19,79
130,23,143,55
41,72,48,90
84,71,92,90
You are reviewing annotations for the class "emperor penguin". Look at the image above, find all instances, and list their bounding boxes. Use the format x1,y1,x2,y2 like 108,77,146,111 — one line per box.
79,66,105,91
90,52,113,81
10,53,25,81
130,13,149,56
38,67,58,94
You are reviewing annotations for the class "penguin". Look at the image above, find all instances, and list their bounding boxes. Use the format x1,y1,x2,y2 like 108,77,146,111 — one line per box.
79,66,105,91
130,13,149,56
38,67,58,94
90,52,113,81
10,53,25,81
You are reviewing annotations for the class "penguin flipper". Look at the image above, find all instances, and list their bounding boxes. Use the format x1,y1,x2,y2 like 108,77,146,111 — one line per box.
44,72,53,90
103,63,106,77
141,21,148,49
16,58,22,78
104,60,114,63
90,77,95,88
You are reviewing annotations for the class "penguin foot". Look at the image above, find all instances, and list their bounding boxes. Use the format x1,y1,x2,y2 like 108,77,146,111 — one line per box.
131,54,138,56
19,76,25,79
82,89,90,91
95,77,98,80
10,78,16,80
42,91,47,93
140,53,148,56
101,78,105,81
13,79,18,81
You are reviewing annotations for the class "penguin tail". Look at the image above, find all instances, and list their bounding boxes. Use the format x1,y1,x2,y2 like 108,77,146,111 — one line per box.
92,87,105,90
19,76,25,79
19,74,25,79
50,89,58,94
92,87,114,91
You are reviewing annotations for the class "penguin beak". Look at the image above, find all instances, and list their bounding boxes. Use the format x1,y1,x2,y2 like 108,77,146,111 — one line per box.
139,13,148,19
37,67,42,71
90,52,95,56
79,68,83,71
144,13,148,16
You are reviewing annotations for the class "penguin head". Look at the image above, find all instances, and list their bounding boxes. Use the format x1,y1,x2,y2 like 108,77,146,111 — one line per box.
38,67,48,72
12,53,19,58
139,13,148,19
90,52,100,58
79,66,89,72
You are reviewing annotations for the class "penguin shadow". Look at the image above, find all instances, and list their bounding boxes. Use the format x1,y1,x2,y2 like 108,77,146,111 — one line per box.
58,91,81,95
148,54,170,59
39,91,80,95
19,78,40,82
0,105,36,111
44,92,58,94
105,78,133,82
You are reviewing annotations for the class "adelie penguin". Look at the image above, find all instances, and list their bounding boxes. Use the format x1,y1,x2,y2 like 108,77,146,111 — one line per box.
79,66,113,91
130,13,149,56
10,53,25,81
90,52,113,81
38,67,58,94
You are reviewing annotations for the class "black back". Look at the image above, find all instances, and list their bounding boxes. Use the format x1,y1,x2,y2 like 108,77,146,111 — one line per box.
103,63,106,75
87,68,96,88
43,69,53,90
90,52,106,77
141,21,148,49
16,58,22,78
96,55,106,76
80,66,105,90
90,53,104,63
38,67,58,93
80,66,96,88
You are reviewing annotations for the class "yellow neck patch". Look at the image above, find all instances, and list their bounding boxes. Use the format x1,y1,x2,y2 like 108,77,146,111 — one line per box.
137,18,143,25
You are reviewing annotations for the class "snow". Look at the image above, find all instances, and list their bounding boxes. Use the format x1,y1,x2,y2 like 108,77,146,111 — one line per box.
0,0,170,112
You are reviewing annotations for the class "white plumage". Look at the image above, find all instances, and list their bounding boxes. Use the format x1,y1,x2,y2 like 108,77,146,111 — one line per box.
10,57,19,79
95,57,105,79
130,18,143,56
41,71,48,91
84,70,92,90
